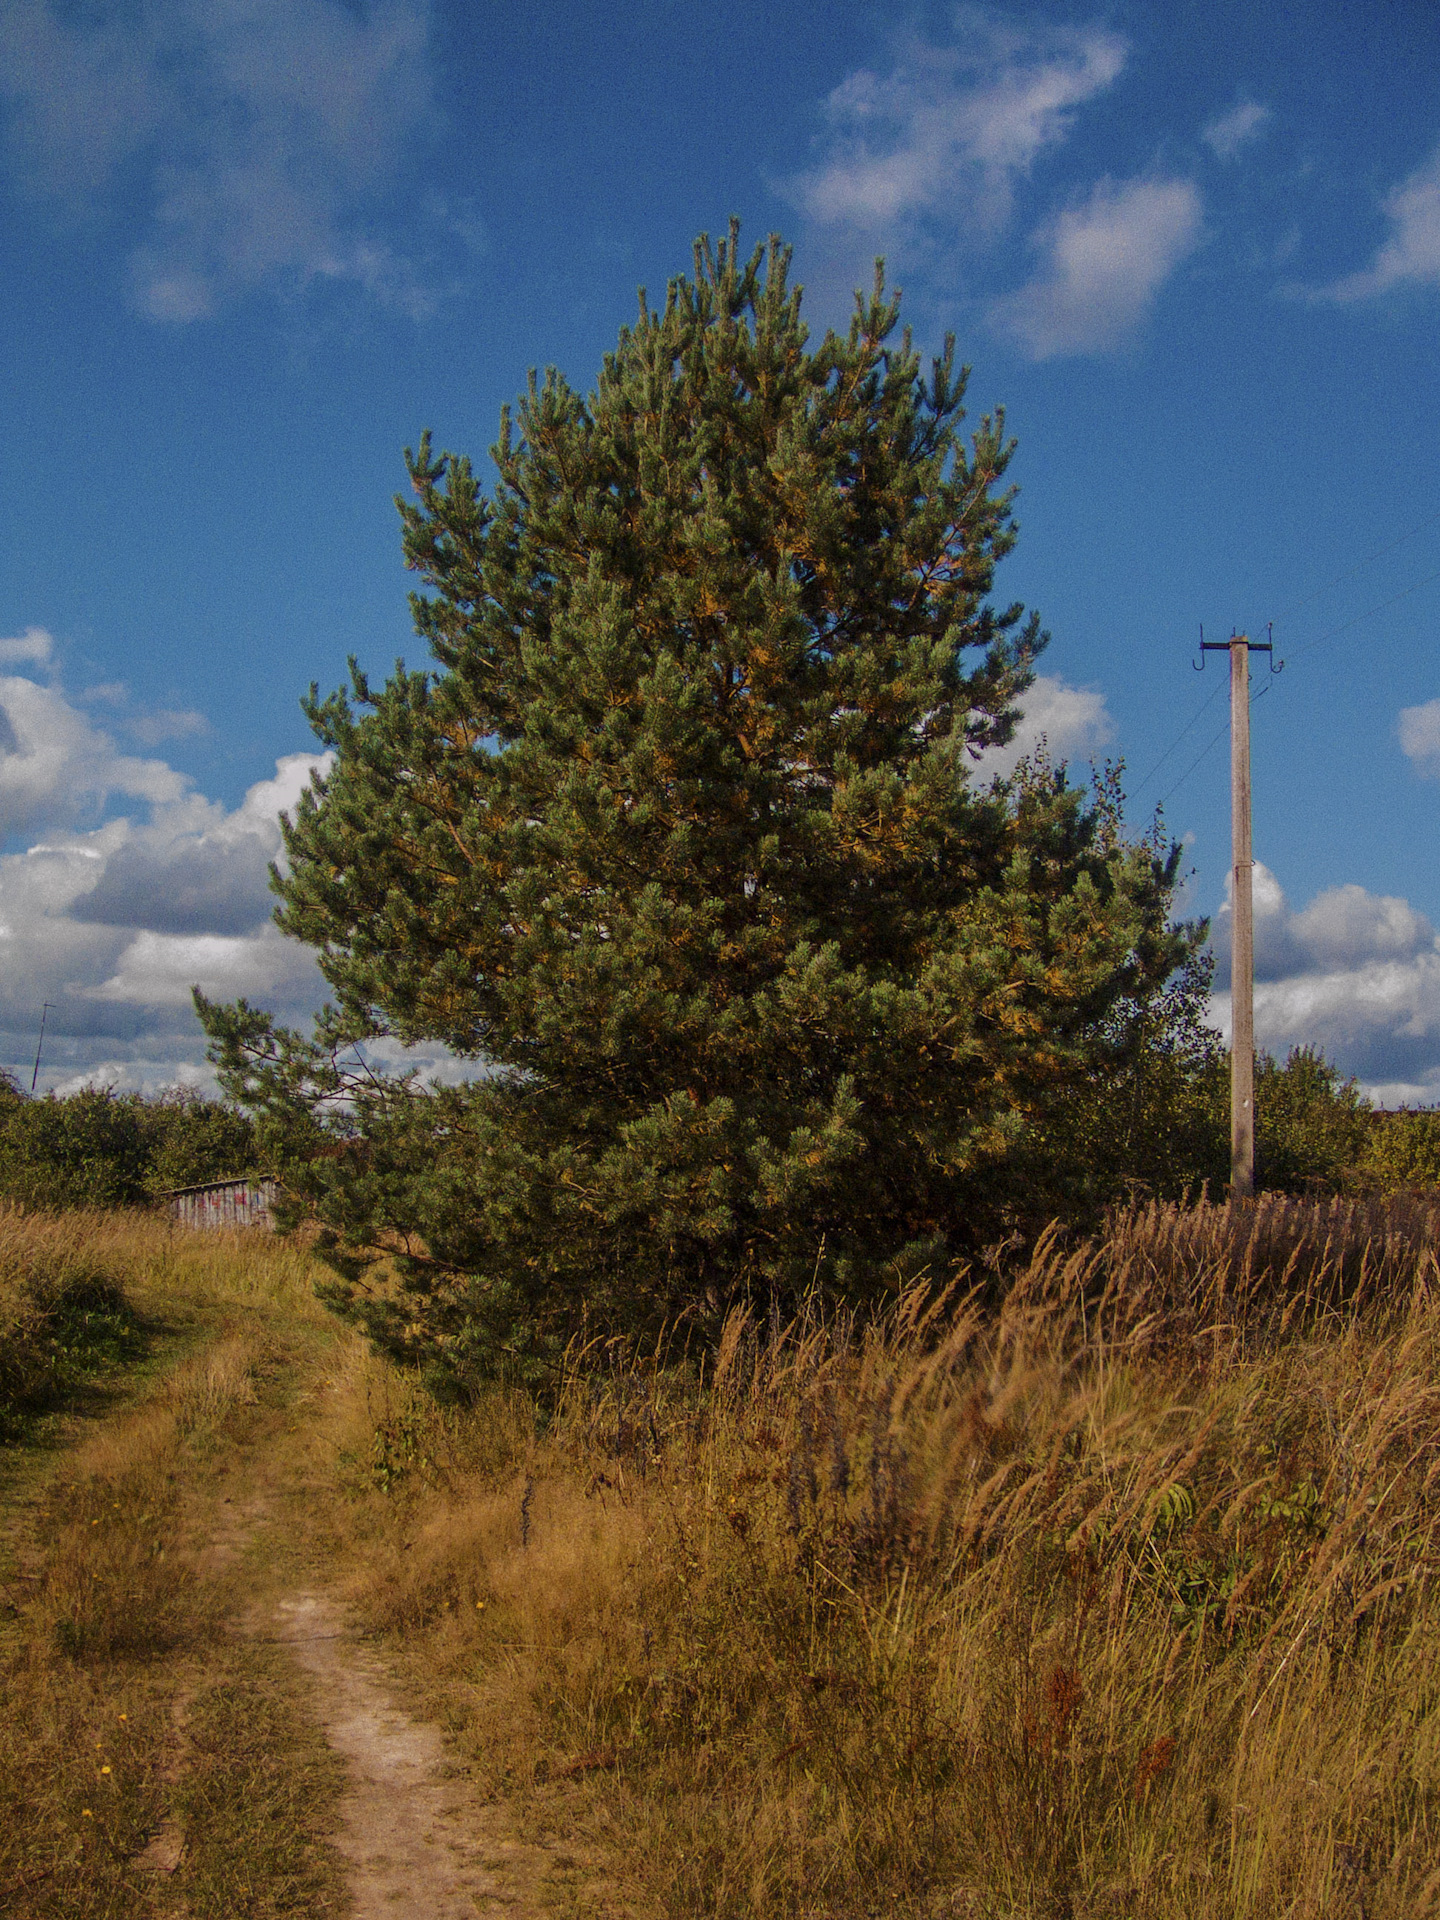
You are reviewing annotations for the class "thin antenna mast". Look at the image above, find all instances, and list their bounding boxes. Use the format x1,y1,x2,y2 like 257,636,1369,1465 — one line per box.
30,1002,54,1095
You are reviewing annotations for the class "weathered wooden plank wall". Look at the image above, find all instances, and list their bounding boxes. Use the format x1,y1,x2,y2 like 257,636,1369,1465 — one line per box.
167,1177,278,1230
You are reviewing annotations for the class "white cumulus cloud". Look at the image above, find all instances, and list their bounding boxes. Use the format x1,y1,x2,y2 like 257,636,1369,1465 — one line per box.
1210,864,1440,1098
0,653,337,1090
972,672,1115,782
0,0,437,321
786,11,1126,238
89,922,318,1011
0,672,190,836
991,175,1204,358
1317,142,1440,303
67,751,325,936
1398,697,1440,777
0,652,474,1096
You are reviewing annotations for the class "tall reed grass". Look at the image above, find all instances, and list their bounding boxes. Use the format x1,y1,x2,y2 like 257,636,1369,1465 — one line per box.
333,1194,1440,1919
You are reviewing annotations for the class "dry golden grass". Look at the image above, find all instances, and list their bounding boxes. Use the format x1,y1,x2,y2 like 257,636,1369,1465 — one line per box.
0,1332,260,1911
0,1208,145,1434
325,1195,1440,1919
0,1203,325,1436
6,1197,1439,1917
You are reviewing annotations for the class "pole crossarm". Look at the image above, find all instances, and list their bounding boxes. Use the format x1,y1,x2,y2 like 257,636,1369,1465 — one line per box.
1196,623,1283,673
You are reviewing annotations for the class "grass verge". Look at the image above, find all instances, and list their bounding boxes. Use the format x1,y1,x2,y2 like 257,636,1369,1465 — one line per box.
0,1211,345,1919
174,1644,347,1919
0,1204,324,1440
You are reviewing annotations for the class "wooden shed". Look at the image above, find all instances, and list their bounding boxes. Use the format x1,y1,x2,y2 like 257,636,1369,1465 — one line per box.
167,1176,278,1231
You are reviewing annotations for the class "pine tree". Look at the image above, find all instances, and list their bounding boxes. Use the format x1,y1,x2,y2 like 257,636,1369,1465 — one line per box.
200,226,1195,1390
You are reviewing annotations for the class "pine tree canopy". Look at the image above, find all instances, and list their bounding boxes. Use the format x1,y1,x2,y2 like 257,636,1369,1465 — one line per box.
200,225,1195,1390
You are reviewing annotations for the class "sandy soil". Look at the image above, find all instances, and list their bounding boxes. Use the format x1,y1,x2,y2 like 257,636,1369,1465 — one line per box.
272,1589,553,1918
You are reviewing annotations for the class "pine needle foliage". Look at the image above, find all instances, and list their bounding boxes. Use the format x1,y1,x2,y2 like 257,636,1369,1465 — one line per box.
200,226,1194,1389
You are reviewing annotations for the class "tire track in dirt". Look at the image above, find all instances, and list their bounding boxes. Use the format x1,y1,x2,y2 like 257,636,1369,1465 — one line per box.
5,1305,565,1917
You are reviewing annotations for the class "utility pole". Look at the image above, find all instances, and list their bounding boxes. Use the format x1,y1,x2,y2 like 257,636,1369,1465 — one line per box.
1198,630,1274,1199
1228,639,1255,1198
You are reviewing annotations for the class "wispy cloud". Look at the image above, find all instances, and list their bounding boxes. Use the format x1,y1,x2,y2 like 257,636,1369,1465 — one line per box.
123,709,210,748
1315,142,1440,303
990,175,1204,359
1399,697,1440,776
74,680,211,747
786,10,1126,239
1202,101,1271,161
0,0,437,321
0,627,53,668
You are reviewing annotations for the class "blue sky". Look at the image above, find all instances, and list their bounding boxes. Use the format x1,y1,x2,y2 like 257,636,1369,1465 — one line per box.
1,0,1438,1100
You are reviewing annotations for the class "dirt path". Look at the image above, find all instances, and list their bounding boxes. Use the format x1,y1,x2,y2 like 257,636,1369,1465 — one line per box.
205,1344,561,1920
2,1295,567,1920
272,1591,551,1918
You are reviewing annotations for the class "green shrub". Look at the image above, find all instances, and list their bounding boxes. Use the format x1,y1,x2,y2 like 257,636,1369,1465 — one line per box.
1019,946,1230,1217
0,1087,261,1212
1025,1042,1398,1211
0,1089,156,1209
0,1210,142,1433
1360,1107,1440,1192
1255,1046,1372,1193
145,1091,260,1193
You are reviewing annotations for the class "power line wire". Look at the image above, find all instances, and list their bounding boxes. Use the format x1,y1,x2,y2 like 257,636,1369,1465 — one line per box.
1133,556,1440,804
1129,677,1224,799
1155,717,1230,810
1279,564,1440,664
1252,505,1440,633
1129,507,1440,802
1155,679,1278,811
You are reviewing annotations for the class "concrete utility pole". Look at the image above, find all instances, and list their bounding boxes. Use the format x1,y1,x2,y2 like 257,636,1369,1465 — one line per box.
1228,639,1254,1198
1198,630,1274,1199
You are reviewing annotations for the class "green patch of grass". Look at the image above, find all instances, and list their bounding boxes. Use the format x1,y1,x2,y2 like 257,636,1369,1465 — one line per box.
0,1299,346,1919
0,1659,171,1919
0,1644,346,1920
0,1337,257,1916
